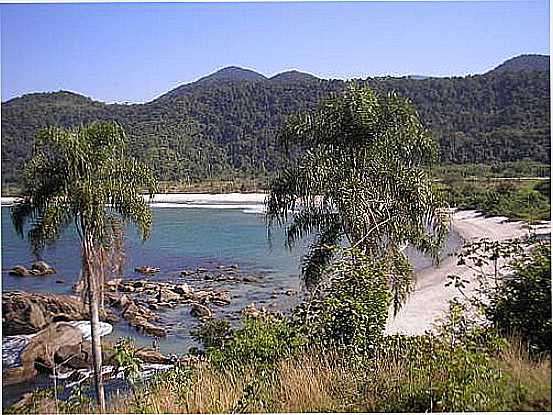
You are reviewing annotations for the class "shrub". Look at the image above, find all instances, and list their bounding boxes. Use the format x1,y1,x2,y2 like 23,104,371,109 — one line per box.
292,247,391,356
205,316,304,370
487,243,551,353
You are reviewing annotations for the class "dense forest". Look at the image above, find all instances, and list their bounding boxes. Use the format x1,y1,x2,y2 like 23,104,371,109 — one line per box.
1,54,550,186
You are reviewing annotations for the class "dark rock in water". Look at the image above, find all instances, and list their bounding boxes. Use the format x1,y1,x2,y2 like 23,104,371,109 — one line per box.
172,283,193,297
3,322,84,385
9,266,31,277
285,289,297,296
2,291,117,335
157,288,180,303
242,276,260,283
135,266,160,275
55,279,65,284
211,291,231,306
196,267,208,273
190,303,212,319
121,301,167,337
31,261,56,275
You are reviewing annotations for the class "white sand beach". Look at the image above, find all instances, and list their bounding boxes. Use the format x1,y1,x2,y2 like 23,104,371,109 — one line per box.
386,210,551,335
1,193,267,206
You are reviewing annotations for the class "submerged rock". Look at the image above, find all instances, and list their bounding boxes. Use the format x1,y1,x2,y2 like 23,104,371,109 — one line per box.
135,266,160,275
190,303,212,319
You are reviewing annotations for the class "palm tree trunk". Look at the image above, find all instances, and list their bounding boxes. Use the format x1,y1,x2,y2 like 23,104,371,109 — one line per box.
83,235,106,412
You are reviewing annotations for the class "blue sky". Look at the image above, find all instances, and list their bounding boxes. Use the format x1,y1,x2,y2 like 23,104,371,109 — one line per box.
1,1,550,103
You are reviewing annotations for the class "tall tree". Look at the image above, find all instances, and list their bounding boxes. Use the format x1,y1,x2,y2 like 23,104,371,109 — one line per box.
12,121,157,411
266,84,449,312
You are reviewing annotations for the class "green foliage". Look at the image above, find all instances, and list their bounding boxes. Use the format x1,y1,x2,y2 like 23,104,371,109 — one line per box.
267,84,448,298
2,64,550,187
113,338,142,386
487,243,551,353
442,179,551,221
205,316,304,370
292,247,391,356
190,318,233,350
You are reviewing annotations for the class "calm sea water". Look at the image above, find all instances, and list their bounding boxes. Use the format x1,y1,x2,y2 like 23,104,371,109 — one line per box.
1,204,462,352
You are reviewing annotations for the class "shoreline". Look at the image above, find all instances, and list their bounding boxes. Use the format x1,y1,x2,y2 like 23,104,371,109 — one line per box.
386,209,551,335
2,195,550,336
1,192,268,206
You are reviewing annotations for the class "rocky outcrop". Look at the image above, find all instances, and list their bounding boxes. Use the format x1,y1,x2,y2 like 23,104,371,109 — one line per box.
3,322,84,385
134,266,160,275
190,303,212,319
8,261,56,277
2,291,117,335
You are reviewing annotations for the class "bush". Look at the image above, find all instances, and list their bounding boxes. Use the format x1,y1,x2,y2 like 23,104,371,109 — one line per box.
205,316,304,370
292,247,391,356
487,243,551,353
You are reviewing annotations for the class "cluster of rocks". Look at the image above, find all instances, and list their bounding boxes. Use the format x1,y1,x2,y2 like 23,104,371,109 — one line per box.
8,261,56,277
2,291,117,336
105,278,232,325
179,264,262,284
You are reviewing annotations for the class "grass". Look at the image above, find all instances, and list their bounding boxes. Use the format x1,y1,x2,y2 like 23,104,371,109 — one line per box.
12,337,549,414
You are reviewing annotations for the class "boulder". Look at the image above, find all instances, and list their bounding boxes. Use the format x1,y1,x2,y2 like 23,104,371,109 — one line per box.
9,266,31,277
172,283,193,296
135,348,171,364
3,322,84,385
190,303,212,319
241,303,260,318
135,266,160,275
157,288,180,303
211,291,231,306
31,261,56,275
2,291,117,335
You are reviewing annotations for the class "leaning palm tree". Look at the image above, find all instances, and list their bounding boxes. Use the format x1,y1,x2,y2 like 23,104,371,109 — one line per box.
266,84,449,312
12,121,157,412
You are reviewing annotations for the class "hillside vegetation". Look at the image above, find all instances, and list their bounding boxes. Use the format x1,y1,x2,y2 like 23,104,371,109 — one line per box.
2,54,550,186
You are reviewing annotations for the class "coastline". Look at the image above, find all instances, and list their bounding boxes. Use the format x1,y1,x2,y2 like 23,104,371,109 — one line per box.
386,209,551,335
2,194,549,336
1,193,268,206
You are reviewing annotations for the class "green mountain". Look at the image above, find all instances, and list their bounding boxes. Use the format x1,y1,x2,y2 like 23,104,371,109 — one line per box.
487,54,549,74
1,55,550,186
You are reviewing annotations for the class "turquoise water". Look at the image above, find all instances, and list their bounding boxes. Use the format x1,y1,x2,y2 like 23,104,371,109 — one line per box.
1,204,462,354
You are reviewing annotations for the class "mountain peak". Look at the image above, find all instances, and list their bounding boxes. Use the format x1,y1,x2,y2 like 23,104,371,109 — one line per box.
194,66,267,85
270,70,320,83
488,54,549,74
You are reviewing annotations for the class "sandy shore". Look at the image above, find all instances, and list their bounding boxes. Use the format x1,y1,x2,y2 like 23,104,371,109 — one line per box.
386,210,551,335
1,193,267,206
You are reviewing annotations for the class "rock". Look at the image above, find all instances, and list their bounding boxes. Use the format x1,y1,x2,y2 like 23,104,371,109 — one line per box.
9,266,30,277
31,261,56,275
157,288,180,303
241,303,260,318
242,276,260,283
172,283,193,296
135,348,171,364
113,294,133,310
55,279,65,284
211,291,231,306
3,322,84,385
196,267,208,273
285,289,297,296
190,303,212,319
135,266,160,275
192,290,212,302
180,269,194,276
3,292,85,335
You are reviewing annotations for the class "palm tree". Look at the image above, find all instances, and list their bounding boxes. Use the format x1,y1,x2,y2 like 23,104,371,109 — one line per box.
12,121,157,412
266,84,449,312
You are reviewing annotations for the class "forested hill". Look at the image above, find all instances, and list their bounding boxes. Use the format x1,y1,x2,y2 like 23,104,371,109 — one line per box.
1,54,550,186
